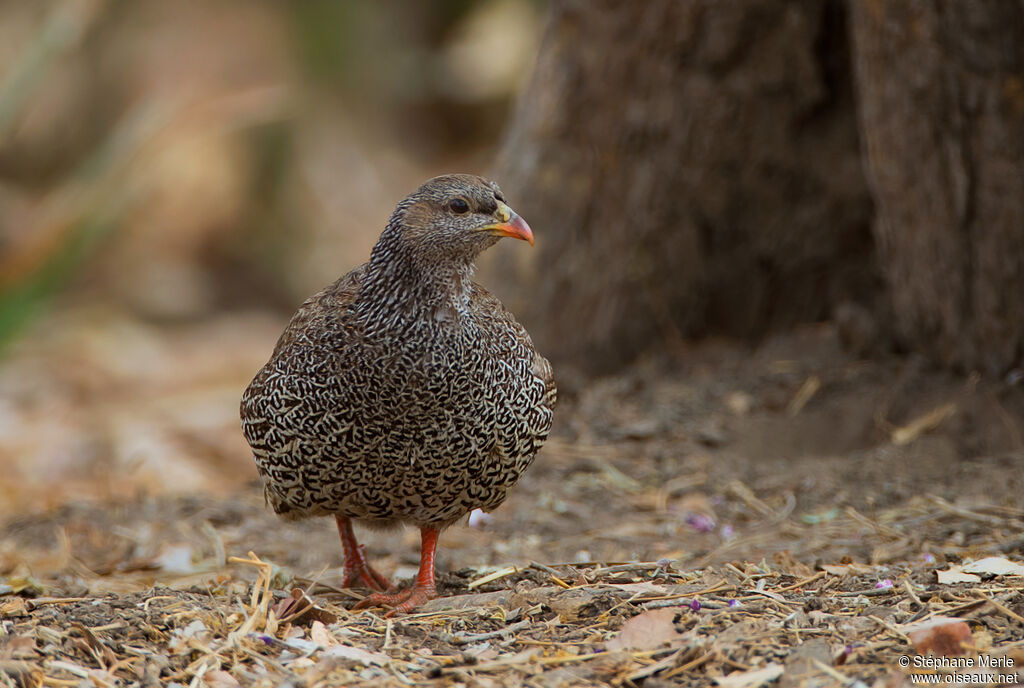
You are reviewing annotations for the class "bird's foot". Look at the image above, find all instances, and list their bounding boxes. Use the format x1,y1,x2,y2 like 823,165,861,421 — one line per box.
341,544,391,592
352,583,437,617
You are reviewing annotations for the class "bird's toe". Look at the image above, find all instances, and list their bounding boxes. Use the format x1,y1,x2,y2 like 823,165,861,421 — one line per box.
352,583,437,616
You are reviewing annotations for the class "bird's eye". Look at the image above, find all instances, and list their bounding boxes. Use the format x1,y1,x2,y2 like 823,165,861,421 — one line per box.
449,198,470,214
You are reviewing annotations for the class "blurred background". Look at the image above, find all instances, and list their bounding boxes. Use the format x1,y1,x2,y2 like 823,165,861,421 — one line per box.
0,0,543,516
1,0,1022,555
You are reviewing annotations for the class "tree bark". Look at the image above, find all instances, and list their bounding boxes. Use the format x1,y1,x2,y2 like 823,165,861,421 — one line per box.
850,1,1024,375
489,0,875,373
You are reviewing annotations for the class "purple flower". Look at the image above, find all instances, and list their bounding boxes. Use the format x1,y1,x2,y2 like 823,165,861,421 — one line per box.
689,599,701,611
923,553,935,564
685,513,716,533
875,579,893,589
728,599,741,608
720,524,735,539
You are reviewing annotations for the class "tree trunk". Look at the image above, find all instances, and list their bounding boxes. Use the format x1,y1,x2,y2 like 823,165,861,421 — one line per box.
850,1,1024,375
489,0,875,373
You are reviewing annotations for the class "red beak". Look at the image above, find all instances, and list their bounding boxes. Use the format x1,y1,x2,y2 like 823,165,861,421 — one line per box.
487,214,534,246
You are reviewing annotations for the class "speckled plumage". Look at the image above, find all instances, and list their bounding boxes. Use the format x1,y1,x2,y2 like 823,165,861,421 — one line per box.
240,175,555,535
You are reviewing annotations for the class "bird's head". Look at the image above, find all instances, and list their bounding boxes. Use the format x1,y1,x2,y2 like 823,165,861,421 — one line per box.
380,174,533,267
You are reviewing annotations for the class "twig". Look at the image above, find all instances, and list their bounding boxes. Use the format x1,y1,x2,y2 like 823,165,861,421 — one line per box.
529,561,571,588
845,507,904,539
788,375,821,416
976,593,1024,625
467,565,519,590
661,650,715,679
725,563,753,585
927,495,1009,527
625,648,684,682
903,579,923,607
869,615,911,644
811,658,854,684
453,619,531,645
776,571,826,592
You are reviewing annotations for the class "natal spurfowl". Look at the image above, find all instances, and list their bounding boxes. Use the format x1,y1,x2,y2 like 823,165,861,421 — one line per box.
240,175,556,615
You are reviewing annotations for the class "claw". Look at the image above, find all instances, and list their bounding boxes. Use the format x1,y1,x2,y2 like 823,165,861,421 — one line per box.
353,583,438,616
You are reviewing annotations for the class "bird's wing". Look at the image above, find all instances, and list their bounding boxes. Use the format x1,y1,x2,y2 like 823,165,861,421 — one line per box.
268,264,367,360
469,283,557,409
241,265,367,451
531,348,557,409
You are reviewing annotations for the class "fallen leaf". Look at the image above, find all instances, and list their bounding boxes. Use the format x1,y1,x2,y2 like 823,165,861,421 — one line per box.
903,616,972,656
3,635,37,659
960,557,1024,577
4,574,45,596
714,663,785,687
310,620,336,647
273,588,338,626
0,597,30,617
936,566,981,584
203,670,243,688
606,608,682,652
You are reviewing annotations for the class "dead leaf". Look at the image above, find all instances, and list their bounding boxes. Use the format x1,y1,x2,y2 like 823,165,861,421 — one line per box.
936,566,981,584
903,616,972,656
960,557,1024,577
309,620,336,647
606,608,682,652
714,663,785,687
203,670,243,688
0,597,31,618
3,635,38,659
272,588,338,626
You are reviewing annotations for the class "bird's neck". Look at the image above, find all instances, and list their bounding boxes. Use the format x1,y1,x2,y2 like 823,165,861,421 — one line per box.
357,242,475,327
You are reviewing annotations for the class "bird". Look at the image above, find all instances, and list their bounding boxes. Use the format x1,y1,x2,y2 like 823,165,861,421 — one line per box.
240,174,556,615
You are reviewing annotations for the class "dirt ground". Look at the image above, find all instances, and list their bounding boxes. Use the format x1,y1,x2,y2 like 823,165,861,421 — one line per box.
2,322,1023,687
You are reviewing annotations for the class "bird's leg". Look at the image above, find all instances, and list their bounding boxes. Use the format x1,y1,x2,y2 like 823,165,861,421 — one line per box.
335,516,390,592
352,526,440,616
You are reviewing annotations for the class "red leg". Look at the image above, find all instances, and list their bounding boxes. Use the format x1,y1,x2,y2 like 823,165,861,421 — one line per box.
335,516,390,592
353,526,440,616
